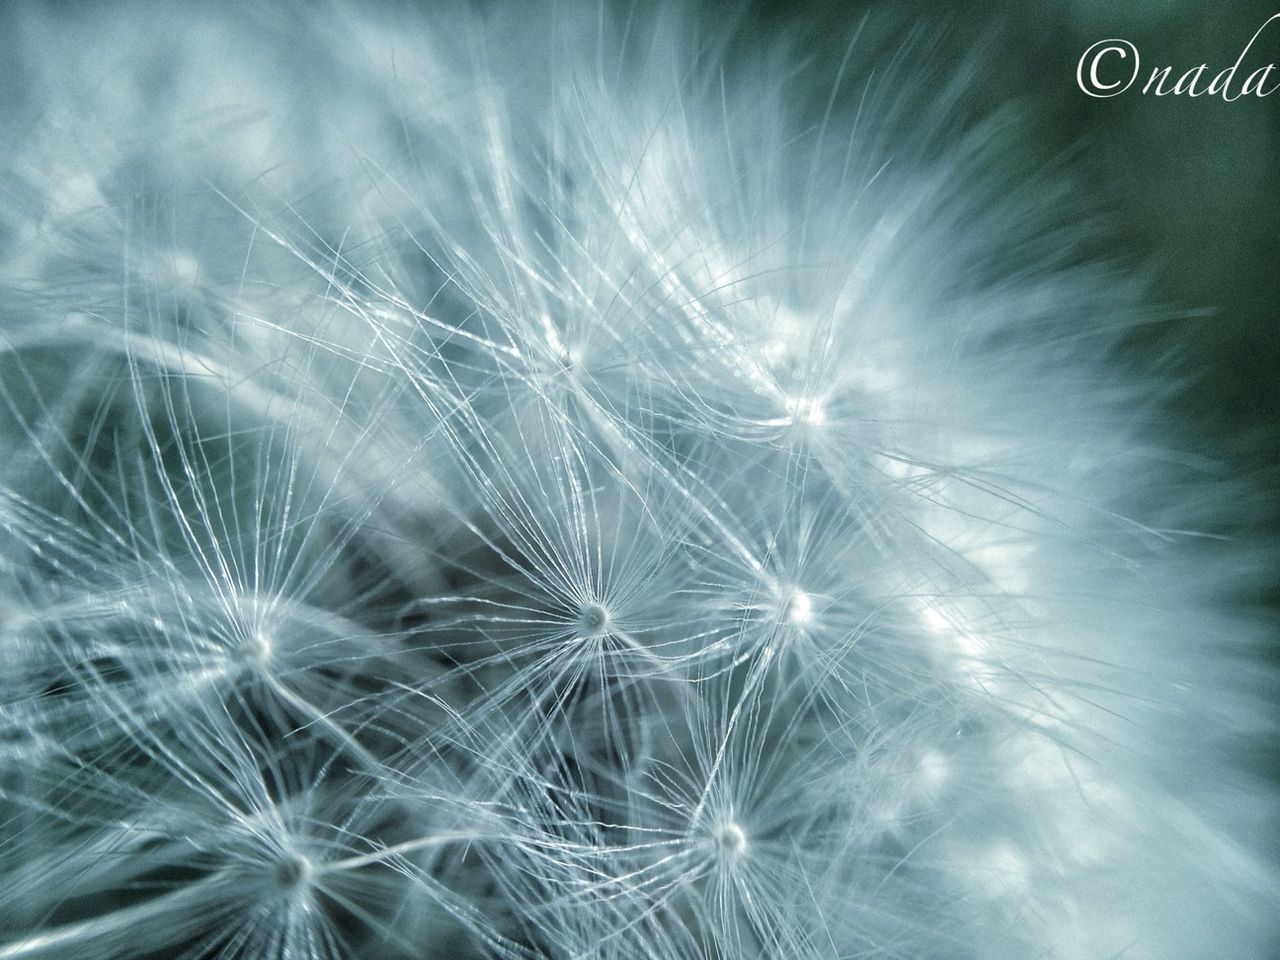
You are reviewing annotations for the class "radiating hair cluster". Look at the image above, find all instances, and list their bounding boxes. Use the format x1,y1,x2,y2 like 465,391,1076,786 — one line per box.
0,2,1275,958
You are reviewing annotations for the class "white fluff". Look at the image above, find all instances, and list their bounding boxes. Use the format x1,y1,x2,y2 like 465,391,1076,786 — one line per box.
0,2,1275,958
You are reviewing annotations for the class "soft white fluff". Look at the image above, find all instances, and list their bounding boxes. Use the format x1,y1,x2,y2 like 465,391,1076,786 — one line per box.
0,3,1274,958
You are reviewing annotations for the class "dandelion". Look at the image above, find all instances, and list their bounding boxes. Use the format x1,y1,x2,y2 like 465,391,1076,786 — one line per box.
1,2,1275,959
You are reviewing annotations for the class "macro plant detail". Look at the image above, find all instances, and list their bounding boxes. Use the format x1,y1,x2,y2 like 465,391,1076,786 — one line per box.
0,2,1276,959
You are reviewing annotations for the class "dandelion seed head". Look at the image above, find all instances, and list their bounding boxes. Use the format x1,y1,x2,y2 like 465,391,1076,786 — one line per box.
235,629,273,666
785,589,813,626
576,602,610,638
785,394,827,428
0,3,1274,959
712,820,747,859
272,852,312,894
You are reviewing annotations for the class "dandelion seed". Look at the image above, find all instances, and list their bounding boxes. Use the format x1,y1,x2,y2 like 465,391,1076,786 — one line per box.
785,395,827,428
576,602,610,638
712,820,747,859
235,629,272,667
784,589,813,626
272,852,312,894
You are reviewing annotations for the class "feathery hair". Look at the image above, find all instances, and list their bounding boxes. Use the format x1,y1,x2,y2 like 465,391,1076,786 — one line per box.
1,2,1276,958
